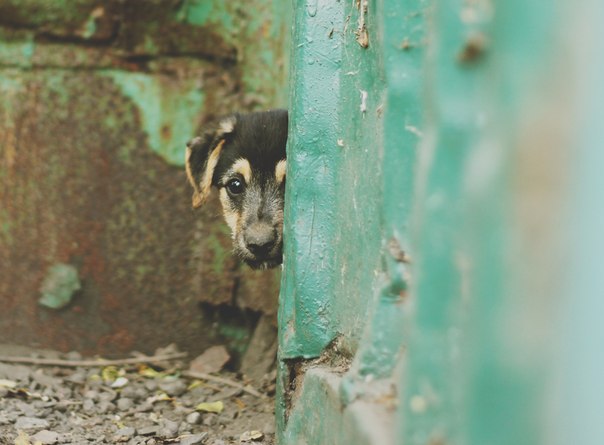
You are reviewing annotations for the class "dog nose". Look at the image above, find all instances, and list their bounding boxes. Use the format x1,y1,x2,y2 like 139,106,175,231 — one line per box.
244,223,276,256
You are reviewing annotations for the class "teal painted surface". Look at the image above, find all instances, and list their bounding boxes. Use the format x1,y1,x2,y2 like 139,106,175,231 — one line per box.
549,1,604,444
280,0,604,444
104,72,205,165
278,0,345,361
279,0,414,440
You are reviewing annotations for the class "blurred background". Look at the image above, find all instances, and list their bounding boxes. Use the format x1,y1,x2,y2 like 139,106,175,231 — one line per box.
0,0,290,374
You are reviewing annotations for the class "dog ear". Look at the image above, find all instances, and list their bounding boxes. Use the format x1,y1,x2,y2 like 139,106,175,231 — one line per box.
185,116,237,208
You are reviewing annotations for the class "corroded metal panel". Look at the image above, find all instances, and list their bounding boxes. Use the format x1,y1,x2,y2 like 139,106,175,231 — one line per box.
0,0,289,356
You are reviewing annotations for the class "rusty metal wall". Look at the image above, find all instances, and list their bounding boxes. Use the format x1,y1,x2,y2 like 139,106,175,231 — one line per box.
0,0,289,357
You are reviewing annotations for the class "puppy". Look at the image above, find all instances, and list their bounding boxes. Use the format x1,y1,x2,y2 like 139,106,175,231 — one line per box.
185,109,288,269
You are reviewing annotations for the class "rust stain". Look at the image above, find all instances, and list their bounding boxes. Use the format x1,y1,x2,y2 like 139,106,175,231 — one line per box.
161,123,172,141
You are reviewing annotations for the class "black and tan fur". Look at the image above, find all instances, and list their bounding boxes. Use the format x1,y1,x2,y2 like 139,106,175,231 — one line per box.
185,110,288,269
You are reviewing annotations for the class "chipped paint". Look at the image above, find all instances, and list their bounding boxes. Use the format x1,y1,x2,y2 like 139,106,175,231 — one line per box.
103,71,205,166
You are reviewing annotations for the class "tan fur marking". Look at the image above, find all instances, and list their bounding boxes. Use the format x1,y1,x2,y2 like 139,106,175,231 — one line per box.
232,158,252,184
275,159,287,184
219,116,236,134
185,146,195,189
191,139,225,208
219,188,239,236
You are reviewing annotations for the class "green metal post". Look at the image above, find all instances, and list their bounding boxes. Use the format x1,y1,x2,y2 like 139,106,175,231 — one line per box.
279,0,604,444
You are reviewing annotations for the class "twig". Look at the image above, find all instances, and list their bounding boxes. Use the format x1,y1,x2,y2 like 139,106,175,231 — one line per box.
182,370,266,399
0,352,266,399
0,352,187,367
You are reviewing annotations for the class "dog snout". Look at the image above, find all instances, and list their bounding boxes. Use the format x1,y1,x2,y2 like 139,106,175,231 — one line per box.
244,222,277,256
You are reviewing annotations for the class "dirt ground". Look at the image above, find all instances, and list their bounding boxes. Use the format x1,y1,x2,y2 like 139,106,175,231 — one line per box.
0,344,276,445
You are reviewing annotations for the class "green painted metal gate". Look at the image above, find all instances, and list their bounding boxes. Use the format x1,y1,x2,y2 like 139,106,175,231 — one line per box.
278,0,604,444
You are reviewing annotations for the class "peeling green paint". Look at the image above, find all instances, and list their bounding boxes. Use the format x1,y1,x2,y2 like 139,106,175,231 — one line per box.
178,1,233,30
39,264,81,309
103,71,204,166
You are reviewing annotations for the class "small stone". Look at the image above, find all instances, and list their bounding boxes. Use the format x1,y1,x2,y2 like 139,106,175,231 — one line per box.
202,413,218,426
144,380,158,391
262,418,276,435
83,398,95,413
96,400,116,414
84,390,99,400
64,351,82,361
15,416,50,431
117,397,134,411
31,430,60,444
65,370,87,384
113,426,136,442
98,389,117,402
137,425,159,436
158,378,187,397
111,376,129,388
180,432,208,445
31,370,61,388
16,400,37,417
159,418,179,439
118,385,138,399
185,412,202,425
0,364,31,382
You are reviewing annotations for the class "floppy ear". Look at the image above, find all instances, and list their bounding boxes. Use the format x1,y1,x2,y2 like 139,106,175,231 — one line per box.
185,116,237,208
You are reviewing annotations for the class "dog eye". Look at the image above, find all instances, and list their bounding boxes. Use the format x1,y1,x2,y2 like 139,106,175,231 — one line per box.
226,178,245,195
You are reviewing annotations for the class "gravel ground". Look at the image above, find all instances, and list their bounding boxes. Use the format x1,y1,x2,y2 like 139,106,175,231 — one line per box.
0,345,275,445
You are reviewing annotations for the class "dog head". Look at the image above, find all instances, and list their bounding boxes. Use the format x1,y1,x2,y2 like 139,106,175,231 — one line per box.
185,109,288,269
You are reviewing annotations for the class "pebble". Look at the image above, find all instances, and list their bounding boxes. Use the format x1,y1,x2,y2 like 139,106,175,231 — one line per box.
117,397,134,411
137,425,159,436
0,363,31,382
0,348,276,445
186,412,202,425
158,378,187,397
203,413,218,426
15,416,50,431
32,370,62,388
180,432,209,445
144,380,158,391
98,389,117,402
65,370,87,384
113,426,136,442
31,430,60,444
84,390,99,400
159,418,179,439
82,399,95,413
64,351,82,361
97,400,116,414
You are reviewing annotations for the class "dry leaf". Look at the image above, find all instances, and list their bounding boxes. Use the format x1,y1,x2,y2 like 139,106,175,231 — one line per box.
138,365,165,379
101,366,120,383
147,392,173,404
187,380,203,390
195,400,224,413
189,345,230,374
240,430,264,442
0,379,17,388
14,430,31,445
